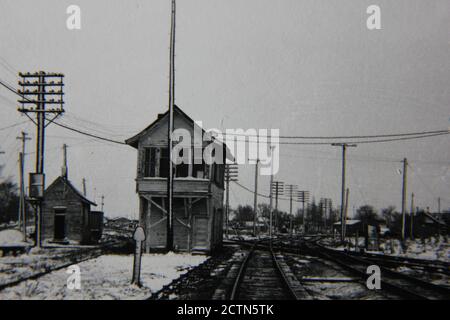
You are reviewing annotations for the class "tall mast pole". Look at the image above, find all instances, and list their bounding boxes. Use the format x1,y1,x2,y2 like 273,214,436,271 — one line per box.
401,158,407,242
332,143,356,242
166,0,176,251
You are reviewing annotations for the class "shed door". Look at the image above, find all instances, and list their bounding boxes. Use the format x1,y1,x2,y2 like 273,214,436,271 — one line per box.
54,208,66,240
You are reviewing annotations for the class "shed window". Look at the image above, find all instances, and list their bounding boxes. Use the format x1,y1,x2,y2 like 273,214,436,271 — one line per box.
159,147,169,178
193,147,205,178
175,148,189,178
143,147,157,177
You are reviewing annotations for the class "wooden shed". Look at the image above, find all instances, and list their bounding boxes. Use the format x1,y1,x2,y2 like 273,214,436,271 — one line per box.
41,176,102,245
126,105,231,253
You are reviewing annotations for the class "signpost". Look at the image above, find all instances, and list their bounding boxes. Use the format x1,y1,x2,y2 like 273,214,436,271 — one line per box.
132,226,146,287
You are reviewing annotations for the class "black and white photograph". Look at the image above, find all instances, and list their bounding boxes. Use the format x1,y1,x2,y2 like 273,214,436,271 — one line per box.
0,0,449,307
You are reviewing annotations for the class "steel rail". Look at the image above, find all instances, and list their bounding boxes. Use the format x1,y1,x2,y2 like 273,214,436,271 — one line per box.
269,243,301,300
309,242,450,300
229,242,256,300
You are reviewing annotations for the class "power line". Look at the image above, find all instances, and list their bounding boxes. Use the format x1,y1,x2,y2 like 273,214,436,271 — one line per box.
0,78,27,100
2,76,449,146
221,131,450,145
232,180,301,203
0,121,28,131
49,119,127,145
221,129,450,140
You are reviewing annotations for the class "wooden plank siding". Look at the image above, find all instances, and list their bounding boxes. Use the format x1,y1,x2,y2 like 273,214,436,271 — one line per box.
41,178,93,244
127,106,227,254
137,178,210,196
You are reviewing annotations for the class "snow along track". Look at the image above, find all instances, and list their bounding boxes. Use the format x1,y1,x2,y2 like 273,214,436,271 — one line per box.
304,241,450,300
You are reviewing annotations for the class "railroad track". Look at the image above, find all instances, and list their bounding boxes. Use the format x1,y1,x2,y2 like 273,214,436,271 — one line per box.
346,251,450,276
230,236,449,300
304,242,450,300
224,241,305,300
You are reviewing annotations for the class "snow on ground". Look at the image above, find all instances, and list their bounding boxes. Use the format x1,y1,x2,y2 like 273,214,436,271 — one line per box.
0,229,29,246
375,237,449,262
0,253,207,300
323,236,450,262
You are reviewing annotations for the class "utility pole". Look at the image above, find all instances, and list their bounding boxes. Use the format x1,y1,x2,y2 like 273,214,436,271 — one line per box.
401,158,408,242
320,198,331,233
285,184,298,235
271,181,284,233
0,151,4,179
166,0,176,252
332,143,357,242
268,146,275,239
437,197,441,214
410,193,415,240
18,71,65,248
62,143,68,178
224,163,238,239
298,191,310,234
18,153,26,241
16,131,30,239
253,159,260,237
343,188,350,239
82,178,87,197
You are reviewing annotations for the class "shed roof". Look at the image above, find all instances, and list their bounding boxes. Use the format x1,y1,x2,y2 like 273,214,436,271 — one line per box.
333,219,361,226
45,176,97,206
125,105,234,161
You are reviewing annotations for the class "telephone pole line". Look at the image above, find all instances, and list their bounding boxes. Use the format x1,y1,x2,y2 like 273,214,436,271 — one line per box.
82,178,87,196
410,192,415,240
253,159,260,237
62,144,68,178
16,131,30,238
271,181,284,233
437,197,441,214
224,163,238,239
298,191,310,234
401,158,408,241
268,146,275,239
343,188,350,239
18,71,65,248
332,143,357,242
0,151,4,177
320,197,332,233
285,184,298,235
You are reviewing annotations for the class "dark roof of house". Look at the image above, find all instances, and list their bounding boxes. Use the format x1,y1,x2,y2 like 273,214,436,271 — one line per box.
45,176,97,206
125,105,234,161
422,211,446,226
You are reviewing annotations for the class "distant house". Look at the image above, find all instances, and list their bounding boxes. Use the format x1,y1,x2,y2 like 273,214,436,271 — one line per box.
41,176,102,245
412,211,449,238
333,219,364,236
126,105,232,253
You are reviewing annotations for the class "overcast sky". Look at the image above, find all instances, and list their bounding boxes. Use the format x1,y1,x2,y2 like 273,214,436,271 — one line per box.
0,0,449,218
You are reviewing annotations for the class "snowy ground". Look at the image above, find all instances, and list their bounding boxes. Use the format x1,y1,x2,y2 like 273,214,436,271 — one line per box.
0,253,207,300
378,237,450,262
323,236,450,262
0,229,29,246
